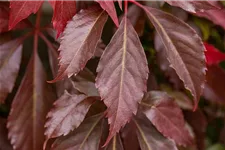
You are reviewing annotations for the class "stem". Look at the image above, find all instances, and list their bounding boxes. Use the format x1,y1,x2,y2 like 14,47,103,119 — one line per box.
33,9,42,54
38,32,58,54
124,1,128,16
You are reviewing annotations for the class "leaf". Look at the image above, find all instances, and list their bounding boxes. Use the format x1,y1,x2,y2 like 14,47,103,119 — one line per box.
96,17,149,144
51,114,104,150
203,65,225,105
144,6,206,109
140,91,193,146
0,2,31,33
204,42,225,65
9,1,43,30
0,39,22,103
49,1,76,38
196,8,225,30
166,1,219,13
0,118,13,150
96,0,119,27
104,134,124,150
94,40,105,57
7,53,55,150
51,6,108,81
117,0,122,10
134,114,178,150
45,91,96,141
184,109,207,150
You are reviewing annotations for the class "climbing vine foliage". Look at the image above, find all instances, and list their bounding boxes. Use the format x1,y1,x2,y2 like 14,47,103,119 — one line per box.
0,0,225,150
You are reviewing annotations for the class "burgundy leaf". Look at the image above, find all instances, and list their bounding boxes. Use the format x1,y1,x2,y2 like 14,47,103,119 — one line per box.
49,1,76,38
9,1,43,30
7,53,55,150
144,6,206,109
0,2,31,33
45,91,96,144
51,6,108,82
141,91,193,146
184,109,207,150
96,0,119,27
51,114,104,150
96,17,149,144
94,40,105,57
166,1,219,13
196,9,225,30
134,114,178,150
117,0,122,10
0,39,22,103
0,118,13,150
204,42,225,65
104,134,124,150
203,65,225,105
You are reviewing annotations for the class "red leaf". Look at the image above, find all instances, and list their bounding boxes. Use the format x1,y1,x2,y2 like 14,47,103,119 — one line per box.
7,53,55,150
140,91,194,146
9,1,43,30
51,6,108,82
0,118,13,150
96,0,119,27
204,42,225,65
0,3,31,33
49,1,76,38
134,114,178,150
144,6,206,109
45,91,96,144
0,39,22,103
104,134,124,150
51,114,104,150
166,1,219,13
96,17,149,144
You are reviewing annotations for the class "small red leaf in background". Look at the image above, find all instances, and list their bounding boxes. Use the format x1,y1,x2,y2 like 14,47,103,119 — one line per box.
141,91,193,146
96,17,149,144
0,39,22,103
9,1,43,30
51,6,108,81
96,0,119,27
45,91,96,143
0,2,31,33
204,42,225,65
49,1,76,38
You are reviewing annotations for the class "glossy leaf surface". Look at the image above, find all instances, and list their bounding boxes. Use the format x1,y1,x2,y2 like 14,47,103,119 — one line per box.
96,17,149,144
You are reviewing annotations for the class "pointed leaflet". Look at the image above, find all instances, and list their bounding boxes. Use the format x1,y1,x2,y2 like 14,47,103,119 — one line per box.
49,1,76,38
96,17,149,143
51,6,108,81
166,1,219,13
7,53,55,150
45,91,96,141
51,114,104,150
0,3,31,33
0,118,13,150
144,6,206,109
96,0,119,27
134,114,178,150
140,91,193,146
204,42,225,65
104,134,124,150
9,1,43,30
0,39,22,103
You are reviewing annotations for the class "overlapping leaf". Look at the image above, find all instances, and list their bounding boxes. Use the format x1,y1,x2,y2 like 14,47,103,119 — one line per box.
96,0,119,27
45,91,96,142
134,114,178,150
140,91,193,146
9,1,43,30
204,42,225,65
166,1,219,13
144,6,206,108
0,118,13,150
104,134,124,150
51,6,108,81
51,114,104,150
0,39,22,103
49,1,76,37
96,17,149,144
7,53,55,150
